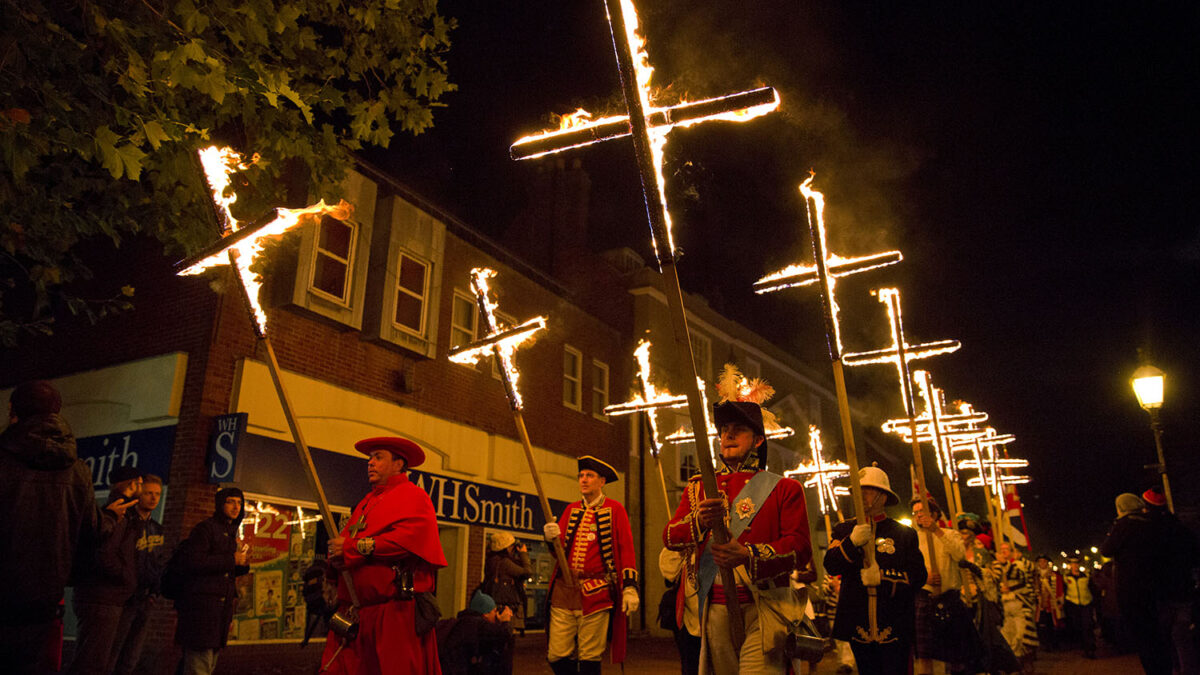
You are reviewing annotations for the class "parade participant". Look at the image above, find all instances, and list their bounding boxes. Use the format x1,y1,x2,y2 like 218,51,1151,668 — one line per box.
542,455,638,675
173,486,250,675
910,496,971,675
659,547,701,675
1033,554,1064,651
111,473,168,675
1061,556,1096,658
322,436,448,675
826,466,926,675
664,369,811,675
992,542,1038,667
0,380,99,673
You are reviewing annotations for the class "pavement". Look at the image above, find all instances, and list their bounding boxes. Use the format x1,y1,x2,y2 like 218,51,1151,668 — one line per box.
512,633,1143,674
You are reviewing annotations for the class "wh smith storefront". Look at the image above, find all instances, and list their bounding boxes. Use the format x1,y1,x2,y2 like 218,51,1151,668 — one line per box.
218,358,585,642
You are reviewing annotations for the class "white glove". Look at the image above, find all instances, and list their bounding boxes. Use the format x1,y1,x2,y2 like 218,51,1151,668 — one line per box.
849,523,872,547
543,522,561,541
622,586,640,614
861,563,882,588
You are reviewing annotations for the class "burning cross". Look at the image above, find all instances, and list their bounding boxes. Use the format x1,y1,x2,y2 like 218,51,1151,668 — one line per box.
955,429,1027,496
842,288,961,417
175,146,351,337
510,1,779,264
785,425,850,516
447,268,548,411
880,370,988,480
603,340,687,457
754,176,904,355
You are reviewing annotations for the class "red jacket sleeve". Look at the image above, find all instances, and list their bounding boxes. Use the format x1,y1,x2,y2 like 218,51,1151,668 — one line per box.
611,501,639,591
742,478,812,585
664,478,704,550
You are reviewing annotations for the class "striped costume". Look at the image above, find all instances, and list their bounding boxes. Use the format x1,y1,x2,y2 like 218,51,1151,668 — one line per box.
992,556,1039,657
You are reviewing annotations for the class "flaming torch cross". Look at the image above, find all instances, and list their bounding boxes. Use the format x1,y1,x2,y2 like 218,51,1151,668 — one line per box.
446,268,574,587
175,146,361,644
510,0,781,645
602,340,687,515
785,425,850,544
955,429,1026,546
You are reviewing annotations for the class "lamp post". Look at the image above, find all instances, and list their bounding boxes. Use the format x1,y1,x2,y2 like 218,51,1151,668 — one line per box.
1131,363,1174,512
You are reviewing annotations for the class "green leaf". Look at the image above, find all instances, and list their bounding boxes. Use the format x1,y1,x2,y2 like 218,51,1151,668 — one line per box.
141,120,169,150
94,126,124,178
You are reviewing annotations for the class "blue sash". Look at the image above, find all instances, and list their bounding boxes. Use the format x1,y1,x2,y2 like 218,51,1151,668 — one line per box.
696,471,785,620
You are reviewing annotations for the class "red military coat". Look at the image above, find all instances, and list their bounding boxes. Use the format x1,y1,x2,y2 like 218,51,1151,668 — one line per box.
664,468,811,612
322,472,448,675
547,495,638,662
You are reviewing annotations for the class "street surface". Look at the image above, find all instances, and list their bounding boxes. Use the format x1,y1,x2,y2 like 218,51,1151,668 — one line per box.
512,634,1143,674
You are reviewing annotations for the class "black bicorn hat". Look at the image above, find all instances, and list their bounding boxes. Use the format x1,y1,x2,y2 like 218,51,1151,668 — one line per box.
578,455,619,483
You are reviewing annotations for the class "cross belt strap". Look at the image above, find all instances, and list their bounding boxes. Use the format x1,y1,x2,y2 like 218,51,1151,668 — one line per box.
697,471,785,621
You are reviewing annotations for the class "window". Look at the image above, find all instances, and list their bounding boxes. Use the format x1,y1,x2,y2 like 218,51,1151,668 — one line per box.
450,290,478,350
309,215,357,304
563,345,582,410
691,333,712,383
679,448,700,483
592,360,610,420
393,253,430,335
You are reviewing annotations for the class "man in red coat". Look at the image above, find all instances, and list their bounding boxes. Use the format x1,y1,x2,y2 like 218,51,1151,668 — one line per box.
322,437,448,675
542,455,639,675
664,401,812,674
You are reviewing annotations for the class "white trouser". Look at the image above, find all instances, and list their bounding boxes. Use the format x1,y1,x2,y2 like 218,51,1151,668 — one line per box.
704,600,786,675
547,606,610,662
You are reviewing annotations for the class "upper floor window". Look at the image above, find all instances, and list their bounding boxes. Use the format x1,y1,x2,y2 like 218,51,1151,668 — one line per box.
393,253,430,336
450,290,478,351
691,332,712,384
309,215,357,304
592,360,610,420
563,345,582,410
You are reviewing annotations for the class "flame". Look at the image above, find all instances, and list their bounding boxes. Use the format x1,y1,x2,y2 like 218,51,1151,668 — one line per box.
784,425,851,515
447,268,547,410
954,429,1025,496
602,340,689,457
665,378,795,456
181,146,352,335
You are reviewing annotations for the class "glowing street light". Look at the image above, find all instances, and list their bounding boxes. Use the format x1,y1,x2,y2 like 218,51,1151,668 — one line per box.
1131,361,1174,512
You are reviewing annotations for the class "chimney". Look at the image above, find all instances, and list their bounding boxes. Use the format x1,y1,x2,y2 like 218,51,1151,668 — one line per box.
504,157,591,278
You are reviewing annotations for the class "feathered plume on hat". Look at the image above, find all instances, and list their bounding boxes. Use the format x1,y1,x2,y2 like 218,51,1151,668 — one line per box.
715,364,784,432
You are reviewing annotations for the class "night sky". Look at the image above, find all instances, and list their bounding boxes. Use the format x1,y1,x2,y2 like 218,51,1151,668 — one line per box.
370,1,1200,554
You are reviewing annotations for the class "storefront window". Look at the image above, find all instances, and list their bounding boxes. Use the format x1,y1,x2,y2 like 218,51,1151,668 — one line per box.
230,497,347,642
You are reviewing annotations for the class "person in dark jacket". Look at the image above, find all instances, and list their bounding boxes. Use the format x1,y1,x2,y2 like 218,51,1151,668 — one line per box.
437,590,515,675
1100,492,1171,675
1142,485,1199,674
0,380,101,674
483,532,532,632
174,487,250,675
69,463,144,675
111,473,168,675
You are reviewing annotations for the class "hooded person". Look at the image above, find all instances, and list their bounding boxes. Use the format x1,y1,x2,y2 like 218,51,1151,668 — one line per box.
541,454,638,675
662,365,812,675
321,436,448,675
172,486,250,675
0,380,99,673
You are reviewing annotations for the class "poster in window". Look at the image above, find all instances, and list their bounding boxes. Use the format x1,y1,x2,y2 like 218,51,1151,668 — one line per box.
232,502,319,641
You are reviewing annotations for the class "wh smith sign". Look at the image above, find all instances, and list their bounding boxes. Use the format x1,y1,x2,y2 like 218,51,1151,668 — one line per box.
76,425,177,488
409,469,569,535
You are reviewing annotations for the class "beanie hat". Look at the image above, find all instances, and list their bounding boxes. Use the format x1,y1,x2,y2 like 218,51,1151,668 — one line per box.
489,532,516,552
1115,493,1145,517
109,464,143,486
1142,486,1167,508
470,590,496,615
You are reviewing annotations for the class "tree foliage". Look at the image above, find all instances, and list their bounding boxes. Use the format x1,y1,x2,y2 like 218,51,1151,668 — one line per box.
0,0,455,346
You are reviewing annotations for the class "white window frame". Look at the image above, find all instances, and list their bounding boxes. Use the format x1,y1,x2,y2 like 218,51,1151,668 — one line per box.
691,332,712,384
449,289,478,353
392,251,431,338
563,344,583,411
491,311,517,379
307,215,359,307
591,359,610,421
678,447,700,485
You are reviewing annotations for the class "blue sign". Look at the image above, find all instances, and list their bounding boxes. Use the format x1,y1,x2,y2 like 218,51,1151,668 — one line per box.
207,413,248,483
77,425,177,487
408,469,570,534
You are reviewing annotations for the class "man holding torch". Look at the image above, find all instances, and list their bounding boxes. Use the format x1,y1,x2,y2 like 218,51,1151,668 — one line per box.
322,437,448,675
664,398,811,674
542,455,639,675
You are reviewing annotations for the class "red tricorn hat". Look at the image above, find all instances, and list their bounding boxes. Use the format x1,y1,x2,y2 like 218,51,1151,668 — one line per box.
355,437,425,469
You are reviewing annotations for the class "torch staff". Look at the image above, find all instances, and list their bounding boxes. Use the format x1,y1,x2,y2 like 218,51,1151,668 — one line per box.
602,0,747,647
798,188,878,641
918,372,963,516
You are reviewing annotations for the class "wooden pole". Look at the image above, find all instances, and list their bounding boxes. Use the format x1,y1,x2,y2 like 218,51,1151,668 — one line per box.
511,412,577,589
602,0,746,647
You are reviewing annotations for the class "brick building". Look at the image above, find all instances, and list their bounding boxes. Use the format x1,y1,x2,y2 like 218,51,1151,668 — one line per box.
1,158,902,671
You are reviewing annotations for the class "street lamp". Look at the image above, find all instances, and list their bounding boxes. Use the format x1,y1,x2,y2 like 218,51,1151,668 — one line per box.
1131,363,1174,512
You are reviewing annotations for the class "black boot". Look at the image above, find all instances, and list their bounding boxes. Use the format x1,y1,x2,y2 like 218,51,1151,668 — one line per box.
577,661,602,675
549,658,579,675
